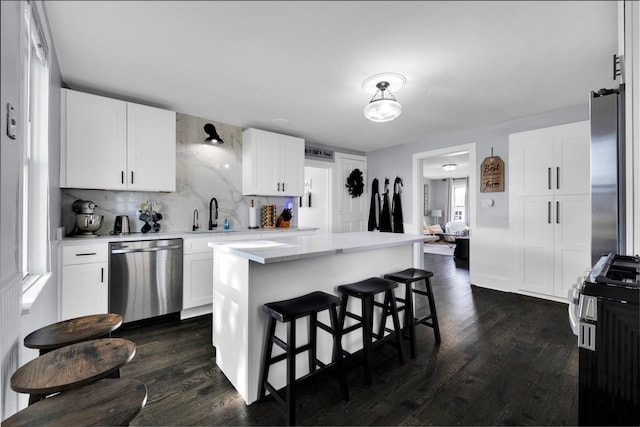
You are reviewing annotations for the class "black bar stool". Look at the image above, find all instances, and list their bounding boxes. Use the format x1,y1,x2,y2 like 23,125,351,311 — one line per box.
337,277,405,386
258,291,349,426
384,268,441,358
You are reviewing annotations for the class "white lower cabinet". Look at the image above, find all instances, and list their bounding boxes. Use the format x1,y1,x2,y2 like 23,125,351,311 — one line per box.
181,230,318,319
514,195,591,298
60,244,108,321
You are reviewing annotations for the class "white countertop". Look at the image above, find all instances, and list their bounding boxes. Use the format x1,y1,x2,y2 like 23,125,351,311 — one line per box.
208,231,424,264
58,227,318,246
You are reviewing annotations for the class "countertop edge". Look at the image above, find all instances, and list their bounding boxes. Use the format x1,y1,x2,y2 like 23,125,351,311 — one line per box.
58,227,319,246
209,233,424,264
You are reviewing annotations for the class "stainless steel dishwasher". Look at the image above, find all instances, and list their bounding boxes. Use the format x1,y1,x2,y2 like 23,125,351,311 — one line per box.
109,239,183,323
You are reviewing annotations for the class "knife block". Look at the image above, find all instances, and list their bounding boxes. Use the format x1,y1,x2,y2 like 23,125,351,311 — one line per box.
277,215,290,228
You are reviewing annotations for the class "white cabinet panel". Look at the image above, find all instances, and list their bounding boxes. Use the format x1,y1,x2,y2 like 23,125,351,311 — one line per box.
509,122,591,300
61,89,176,192
518,196,555,295
127,103,176,191
510,121,590,196
242,128,304,196
60,243,109,321
61,90,127,189
183,252,213,310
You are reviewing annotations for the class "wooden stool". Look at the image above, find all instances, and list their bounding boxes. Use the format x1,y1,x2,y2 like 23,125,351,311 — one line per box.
11,338,136,405
384,268,441,358
24,313,123,355
337,277,405,386
259,291,349,426
2,378,147,427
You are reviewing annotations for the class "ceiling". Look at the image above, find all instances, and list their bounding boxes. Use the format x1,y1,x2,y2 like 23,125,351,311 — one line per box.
423,151,470,180
44,1,617,153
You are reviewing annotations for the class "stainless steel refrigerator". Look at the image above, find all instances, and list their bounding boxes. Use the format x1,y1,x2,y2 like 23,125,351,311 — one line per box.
590,84,626,265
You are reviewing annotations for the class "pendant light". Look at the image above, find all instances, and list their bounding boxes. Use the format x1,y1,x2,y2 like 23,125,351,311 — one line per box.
362,73,406,123
364,82,402,122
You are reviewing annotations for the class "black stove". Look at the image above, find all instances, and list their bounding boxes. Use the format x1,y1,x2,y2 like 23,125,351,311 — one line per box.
572,253,640,426
582,253,639,303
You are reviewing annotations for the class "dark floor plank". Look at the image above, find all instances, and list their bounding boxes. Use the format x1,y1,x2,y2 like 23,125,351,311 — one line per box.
114,253,578,426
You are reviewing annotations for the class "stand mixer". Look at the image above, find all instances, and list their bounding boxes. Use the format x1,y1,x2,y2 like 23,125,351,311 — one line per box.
71,200,104,237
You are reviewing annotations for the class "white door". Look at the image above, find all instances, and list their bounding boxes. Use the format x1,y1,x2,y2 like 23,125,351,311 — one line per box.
334,153,367,232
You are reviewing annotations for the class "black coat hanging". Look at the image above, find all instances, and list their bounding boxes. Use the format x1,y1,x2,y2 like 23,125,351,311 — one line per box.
368,178,380,231
392,176,404,233
379,178,393,232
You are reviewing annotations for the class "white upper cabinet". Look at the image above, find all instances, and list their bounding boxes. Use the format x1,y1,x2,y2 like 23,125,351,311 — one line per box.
60,89,176,192
242,128,304,196
126,103,176,191
510,121,590,196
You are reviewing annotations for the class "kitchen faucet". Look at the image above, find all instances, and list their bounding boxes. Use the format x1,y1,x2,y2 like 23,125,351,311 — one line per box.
192,209,199,231
209,198,218,230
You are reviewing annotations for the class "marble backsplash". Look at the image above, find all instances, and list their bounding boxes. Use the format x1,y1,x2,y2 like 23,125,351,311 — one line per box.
62,113,297,236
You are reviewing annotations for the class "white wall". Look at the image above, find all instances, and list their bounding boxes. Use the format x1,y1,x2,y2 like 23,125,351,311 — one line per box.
367,106,589,294
1,0,62,418
367,105,589,232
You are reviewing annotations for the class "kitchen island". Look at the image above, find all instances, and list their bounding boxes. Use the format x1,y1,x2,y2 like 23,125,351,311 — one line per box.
208,231,424,404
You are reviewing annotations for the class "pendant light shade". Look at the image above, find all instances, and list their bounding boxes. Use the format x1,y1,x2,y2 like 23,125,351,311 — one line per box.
363,81,402,122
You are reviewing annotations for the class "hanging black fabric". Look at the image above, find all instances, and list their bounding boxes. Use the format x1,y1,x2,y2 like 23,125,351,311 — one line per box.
392,176,404,233
368,178,380,231
380,178,393,232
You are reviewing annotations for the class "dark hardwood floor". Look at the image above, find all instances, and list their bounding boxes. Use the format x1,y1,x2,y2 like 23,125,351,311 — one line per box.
114,253,579,426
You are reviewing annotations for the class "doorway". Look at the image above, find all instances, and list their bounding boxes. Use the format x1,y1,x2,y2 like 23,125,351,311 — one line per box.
298,165,330,233
412,144,476,263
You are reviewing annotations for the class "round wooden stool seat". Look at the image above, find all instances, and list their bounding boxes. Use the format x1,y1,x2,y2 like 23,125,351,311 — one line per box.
2,378,147,427
24,313,123,355
11,338,136,404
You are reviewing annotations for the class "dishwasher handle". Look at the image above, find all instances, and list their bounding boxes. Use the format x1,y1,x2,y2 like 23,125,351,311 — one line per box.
111,244,182,254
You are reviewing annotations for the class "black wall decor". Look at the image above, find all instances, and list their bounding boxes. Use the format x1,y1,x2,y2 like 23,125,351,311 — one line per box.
345,168,364,198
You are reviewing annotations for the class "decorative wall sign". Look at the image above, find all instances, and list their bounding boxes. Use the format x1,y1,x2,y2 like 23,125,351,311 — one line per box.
480,149,504,192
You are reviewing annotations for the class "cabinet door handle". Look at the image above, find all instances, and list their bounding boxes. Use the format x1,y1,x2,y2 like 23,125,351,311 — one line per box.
101,267,104,283
131,171,134,184
548,201,551,224
277,182,281,192
556,167,560,190
548,168,551,190
556,201,560,224
121,171,124,184
282,182,285,192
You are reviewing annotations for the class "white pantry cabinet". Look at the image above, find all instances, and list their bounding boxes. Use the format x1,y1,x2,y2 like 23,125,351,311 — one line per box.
509,121,591,300
60,243,109,321
242,128,304,196
60,89,176,192
510,121,591,196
